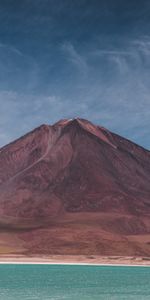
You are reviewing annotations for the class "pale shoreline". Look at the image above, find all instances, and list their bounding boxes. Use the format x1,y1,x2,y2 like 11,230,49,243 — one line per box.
0,262,149,267
0,255,150,267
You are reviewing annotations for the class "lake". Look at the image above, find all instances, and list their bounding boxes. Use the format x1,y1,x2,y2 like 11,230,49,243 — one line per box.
0,264,150,299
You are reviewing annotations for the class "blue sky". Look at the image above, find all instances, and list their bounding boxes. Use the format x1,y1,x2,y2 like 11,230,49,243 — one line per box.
0,0,150,149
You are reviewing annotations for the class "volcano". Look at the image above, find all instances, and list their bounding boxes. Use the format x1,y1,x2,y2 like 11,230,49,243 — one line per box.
0,118,150,256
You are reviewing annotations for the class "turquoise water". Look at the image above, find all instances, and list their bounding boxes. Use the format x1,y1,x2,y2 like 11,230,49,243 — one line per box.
0,264,150,299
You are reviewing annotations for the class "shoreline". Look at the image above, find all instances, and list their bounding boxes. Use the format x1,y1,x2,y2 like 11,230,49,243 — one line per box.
0,255,150,266
0,262,149,267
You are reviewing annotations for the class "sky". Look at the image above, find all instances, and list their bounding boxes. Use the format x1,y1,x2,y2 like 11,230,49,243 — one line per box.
0,0,150,149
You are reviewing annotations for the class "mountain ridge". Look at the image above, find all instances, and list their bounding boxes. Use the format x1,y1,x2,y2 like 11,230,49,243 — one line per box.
1,117,149,152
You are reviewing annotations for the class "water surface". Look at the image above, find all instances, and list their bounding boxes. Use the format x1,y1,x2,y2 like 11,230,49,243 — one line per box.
0,264,150,299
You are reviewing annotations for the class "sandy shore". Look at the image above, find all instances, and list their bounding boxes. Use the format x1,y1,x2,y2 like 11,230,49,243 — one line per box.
0,255,150,266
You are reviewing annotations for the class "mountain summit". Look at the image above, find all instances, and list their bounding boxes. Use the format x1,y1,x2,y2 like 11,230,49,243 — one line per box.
0,118,150,256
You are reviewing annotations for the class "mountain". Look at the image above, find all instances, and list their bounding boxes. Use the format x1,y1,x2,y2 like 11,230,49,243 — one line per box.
0,118,150,256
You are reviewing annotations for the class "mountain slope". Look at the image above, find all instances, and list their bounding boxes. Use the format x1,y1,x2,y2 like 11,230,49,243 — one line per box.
0,118,150,256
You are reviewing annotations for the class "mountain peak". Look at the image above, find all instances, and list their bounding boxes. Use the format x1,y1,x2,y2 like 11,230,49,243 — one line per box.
53,118,117,148
53,117,84,127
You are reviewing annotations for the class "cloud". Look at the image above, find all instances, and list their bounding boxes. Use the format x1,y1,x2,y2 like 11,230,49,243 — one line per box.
0,43,23,56
0,1,150,151
0,90,89,147
0,43,39,91
0,36,150,149
62,41,88,75
69,36,150,147
133,37,150,55
91,36,150,71
59,36,150,148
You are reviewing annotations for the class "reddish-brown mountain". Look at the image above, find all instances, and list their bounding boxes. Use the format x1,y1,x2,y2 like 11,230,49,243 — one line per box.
0,118,150,256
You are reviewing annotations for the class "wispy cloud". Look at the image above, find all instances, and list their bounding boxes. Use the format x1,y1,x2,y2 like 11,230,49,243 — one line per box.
0,43,23,56
0,90,89,147
91,36,150,72
0,42,39,92
133,37,150,56
62,41,88,75
65,36,150,147
1,36,150,149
